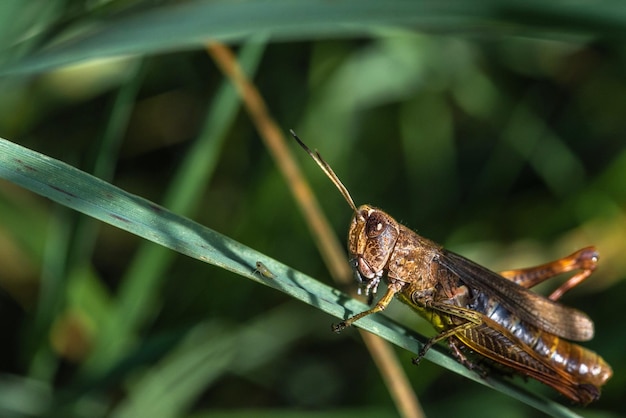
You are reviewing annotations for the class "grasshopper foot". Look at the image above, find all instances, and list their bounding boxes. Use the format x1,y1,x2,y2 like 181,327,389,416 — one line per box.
412,346,430,366
331,321,349,333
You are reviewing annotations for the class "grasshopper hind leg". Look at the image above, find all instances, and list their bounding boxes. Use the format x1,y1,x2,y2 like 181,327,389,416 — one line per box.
447,337,490,378
411,337,437,366
498,246,599,301
411,335,489,378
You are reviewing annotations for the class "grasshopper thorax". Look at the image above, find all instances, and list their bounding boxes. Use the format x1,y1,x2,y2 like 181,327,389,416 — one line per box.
348,204,401,296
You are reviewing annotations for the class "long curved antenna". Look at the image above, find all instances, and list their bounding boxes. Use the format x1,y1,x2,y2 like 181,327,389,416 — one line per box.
290,130,359,214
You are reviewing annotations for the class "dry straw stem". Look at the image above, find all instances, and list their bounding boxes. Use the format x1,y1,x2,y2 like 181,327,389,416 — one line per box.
205,41,425,418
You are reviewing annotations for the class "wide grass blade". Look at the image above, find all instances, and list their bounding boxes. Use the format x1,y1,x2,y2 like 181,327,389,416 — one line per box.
4,0,626,75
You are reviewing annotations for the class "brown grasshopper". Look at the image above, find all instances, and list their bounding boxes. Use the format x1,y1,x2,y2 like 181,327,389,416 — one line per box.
291,130,612,404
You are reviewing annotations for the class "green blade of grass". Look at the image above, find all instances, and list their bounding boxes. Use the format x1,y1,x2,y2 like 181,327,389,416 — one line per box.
111,321,238,418
110,303,322,418
82,38,266,375
27,60,145,382
4,0,626,76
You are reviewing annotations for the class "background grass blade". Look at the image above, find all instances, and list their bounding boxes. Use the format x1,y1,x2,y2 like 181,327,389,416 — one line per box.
82,38,267,374
4,0,626,76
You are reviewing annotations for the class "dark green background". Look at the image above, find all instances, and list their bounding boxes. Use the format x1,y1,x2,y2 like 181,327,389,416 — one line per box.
0,1,624,417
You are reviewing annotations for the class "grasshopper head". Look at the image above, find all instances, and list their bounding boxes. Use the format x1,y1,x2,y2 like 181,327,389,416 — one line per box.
289,132,400,296
348,205,400,296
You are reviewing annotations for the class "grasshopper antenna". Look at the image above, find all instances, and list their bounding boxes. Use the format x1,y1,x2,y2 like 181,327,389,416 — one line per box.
290,129,360,215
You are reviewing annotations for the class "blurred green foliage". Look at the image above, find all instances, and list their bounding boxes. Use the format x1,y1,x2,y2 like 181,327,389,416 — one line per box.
0,1,625,417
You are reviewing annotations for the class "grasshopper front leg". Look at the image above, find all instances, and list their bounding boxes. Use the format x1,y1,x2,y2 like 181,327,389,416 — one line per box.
332,281,406,333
